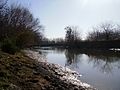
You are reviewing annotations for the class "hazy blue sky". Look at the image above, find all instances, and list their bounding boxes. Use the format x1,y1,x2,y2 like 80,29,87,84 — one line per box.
8,0,120,39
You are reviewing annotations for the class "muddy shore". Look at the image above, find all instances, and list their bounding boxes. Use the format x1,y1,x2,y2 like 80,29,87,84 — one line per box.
24,50,96,90
0,50,96,90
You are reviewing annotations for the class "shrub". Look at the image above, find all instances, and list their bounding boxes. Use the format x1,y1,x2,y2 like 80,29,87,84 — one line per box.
1,39,18,54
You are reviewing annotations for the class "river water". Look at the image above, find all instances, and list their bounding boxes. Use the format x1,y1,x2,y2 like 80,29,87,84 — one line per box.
36,47,120,90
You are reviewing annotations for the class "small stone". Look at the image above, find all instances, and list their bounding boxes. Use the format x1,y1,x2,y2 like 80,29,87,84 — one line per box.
74,87,79,90
15,56,20,59
28,79,39,83
44,75,51,81
33,71,40,75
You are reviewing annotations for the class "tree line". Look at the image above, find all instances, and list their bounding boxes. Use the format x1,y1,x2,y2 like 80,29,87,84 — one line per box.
0,1,43,54
86,23,120,41
65,23,120,42
65,23,120,49
41,22,120,49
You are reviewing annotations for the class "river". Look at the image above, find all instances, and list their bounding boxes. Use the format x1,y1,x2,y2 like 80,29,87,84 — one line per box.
36,47,120,90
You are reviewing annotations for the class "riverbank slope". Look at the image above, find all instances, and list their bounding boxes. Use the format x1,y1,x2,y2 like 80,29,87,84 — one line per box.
0,50,95,90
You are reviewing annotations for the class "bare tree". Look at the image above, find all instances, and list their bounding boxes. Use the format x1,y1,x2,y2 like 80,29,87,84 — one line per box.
0,4,44,48
100,23,115,40
0,0,8,9
87,22,120,41
65,26,81,45
86,30,102,41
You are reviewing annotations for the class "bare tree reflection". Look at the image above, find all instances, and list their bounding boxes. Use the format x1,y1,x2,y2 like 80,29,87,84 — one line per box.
39,47,120,74
65,49,82,69
87,51,120,74
65,49,120,74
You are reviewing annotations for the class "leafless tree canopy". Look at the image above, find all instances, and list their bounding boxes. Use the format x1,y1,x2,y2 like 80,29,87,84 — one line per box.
0,0,8,9
65,26,81,44
0,3,44,48
87,22,120,41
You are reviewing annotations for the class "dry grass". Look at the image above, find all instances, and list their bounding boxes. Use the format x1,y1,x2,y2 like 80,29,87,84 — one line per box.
0,51,49,90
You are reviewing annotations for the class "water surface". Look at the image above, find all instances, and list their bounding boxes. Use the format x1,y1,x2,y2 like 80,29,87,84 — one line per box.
37,47,120,90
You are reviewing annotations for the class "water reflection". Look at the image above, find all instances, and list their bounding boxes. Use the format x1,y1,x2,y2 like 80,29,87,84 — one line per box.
38,47,120,90
65,49,82,68
65,49,120,74
39,47,65,54
39,47,120,74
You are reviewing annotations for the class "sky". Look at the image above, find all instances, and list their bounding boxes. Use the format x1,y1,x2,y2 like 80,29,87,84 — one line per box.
8,0,120,39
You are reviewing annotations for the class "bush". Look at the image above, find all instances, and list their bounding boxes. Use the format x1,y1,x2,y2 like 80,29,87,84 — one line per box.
1,39,18,54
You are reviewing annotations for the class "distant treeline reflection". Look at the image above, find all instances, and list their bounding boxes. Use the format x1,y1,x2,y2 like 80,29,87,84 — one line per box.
39,47,120,74
64,48,120,74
